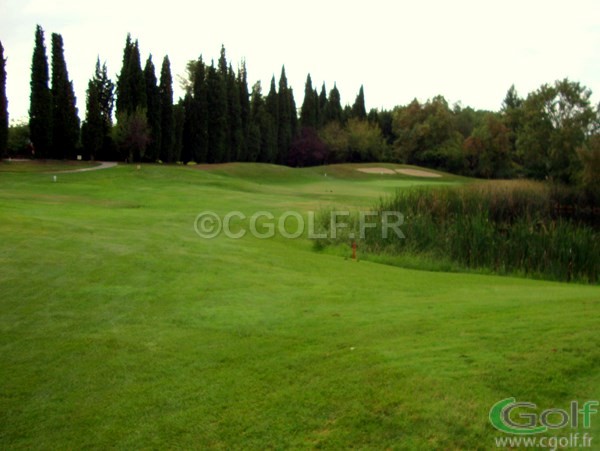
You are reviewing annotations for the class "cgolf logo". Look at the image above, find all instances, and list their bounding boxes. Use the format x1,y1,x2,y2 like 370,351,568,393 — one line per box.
489,397,598,435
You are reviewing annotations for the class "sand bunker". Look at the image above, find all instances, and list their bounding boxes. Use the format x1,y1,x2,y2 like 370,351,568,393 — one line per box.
356,167,442,177
356,167,397,174
395,168,441,178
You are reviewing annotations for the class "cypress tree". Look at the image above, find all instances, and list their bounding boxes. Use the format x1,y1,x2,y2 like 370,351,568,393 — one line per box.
82,58,114,160
116,34,133,115
0,41,7,158
182,57,208,163
217,46,230,161
159,55,174,162
172,102,185,162
96,61,114,131
300,73,317,128
318,83,328,127
247,81,263,162
128,40,146,111
289,87,298,138
144,55,161,161
82,75,103,159
51,33,79,159
29,25,52,158
265,76,279,163
192,57,208,162
238,61,250,161
181,93,196,163
116,35,146,115
324,83,342,124
206,62,227,163
351,85,367,120
96,59,114,159
277,66,292,164
227,64,242,161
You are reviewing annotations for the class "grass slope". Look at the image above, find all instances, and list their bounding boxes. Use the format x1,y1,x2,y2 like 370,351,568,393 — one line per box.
0,163,598,449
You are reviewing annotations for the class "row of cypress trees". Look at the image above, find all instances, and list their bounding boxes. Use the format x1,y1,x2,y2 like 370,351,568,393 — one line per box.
17,26,369,163
0,31,423,165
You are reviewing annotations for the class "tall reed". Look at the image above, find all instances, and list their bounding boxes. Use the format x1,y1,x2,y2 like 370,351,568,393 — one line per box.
316,181,599,283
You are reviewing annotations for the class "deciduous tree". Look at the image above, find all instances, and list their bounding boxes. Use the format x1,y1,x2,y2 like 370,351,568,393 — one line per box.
517,79,596,182
114,107,149,162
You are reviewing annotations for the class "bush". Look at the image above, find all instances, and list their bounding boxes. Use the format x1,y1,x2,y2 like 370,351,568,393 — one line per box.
7,122,30,157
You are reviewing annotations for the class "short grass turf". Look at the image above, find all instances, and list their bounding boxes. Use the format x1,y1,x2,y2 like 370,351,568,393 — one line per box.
0,162,598,449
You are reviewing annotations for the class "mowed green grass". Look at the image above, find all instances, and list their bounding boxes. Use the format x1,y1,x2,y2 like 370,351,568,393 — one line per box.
0,162,598,449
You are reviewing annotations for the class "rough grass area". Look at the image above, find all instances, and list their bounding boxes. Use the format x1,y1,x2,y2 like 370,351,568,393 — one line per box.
0,159,102,173
0,163,598,449
317,180,599,283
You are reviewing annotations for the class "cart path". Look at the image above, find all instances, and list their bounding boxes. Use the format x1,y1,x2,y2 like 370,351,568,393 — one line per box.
55,161,118,173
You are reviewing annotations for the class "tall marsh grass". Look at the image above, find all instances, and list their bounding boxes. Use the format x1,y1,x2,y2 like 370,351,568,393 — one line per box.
317,181,599,283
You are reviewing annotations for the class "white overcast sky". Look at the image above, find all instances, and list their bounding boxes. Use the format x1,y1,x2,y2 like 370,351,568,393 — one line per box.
1,0,599,122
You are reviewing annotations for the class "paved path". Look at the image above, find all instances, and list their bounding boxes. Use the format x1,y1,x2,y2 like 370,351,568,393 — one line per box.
55,161,118,173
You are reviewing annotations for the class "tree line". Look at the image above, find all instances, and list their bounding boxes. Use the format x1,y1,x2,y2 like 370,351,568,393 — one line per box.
0,26,598,193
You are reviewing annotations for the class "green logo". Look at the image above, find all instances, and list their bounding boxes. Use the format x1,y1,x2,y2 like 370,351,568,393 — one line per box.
489,398,598,435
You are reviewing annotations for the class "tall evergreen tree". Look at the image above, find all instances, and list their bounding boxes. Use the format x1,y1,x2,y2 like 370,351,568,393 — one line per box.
115,35,147,161
206,62,227,163
29,25,52,157
82,74,103,159
96,60,114,132
181,93,196,163
182,57,208,163
324,83,342,124
247,81,263,162
318,83,328,127
50,33,79,159
81,58,114,160
217,46,230,161
128,40,146,111
289,87,298,139
192,57,208,162
238,61,250,161
144,55,161,161
115,34,133,115
351,85,367,120
300,73,317,128
159,55,174,162
265,76,279,162
277,66,292,164
0,41,7,158
172,102,185,163
116,35,146,115
227,64,243,161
